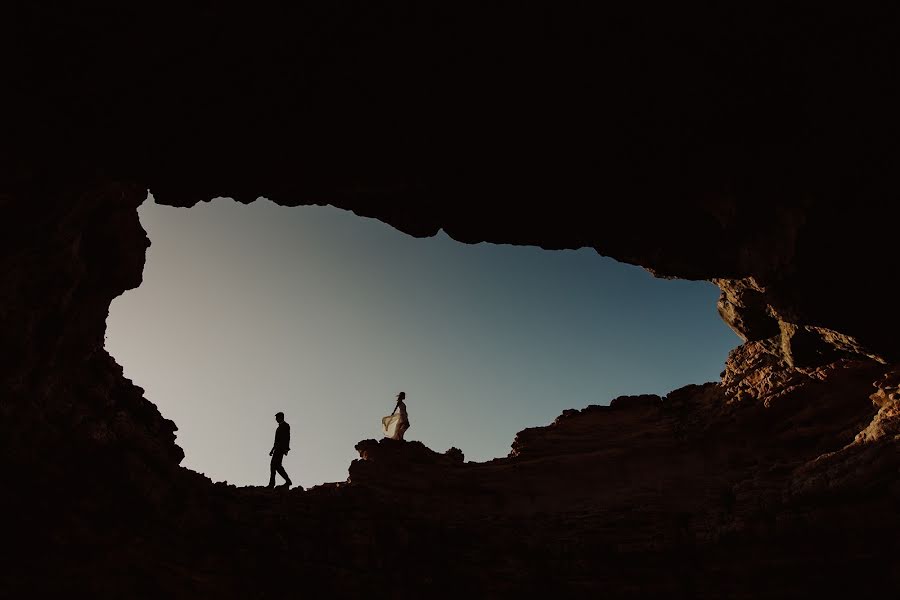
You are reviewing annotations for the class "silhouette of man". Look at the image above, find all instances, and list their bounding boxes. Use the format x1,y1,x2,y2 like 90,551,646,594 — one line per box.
268,412,292,488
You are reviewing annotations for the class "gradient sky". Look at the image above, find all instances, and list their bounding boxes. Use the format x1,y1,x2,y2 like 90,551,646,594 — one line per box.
105,196,740,488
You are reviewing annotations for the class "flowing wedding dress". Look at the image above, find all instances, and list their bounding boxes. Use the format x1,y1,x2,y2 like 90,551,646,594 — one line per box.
382,401,409,440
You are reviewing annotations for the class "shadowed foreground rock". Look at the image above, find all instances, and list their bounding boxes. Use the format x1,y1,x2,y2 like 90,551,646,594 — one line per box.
5,339,899,596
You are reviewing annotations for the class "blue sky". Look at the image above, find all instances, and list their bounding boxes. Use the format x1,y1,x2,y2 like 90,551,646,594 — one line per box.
105,196,740,488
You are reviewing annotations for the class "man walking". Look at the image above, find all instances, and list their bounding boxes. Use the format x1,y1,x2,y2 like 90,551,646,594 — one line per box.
268,411,292,488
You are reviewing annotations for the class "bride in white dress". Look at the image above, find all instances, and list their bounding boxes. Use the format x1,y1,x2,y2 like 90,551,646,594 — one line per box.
382,391,410,440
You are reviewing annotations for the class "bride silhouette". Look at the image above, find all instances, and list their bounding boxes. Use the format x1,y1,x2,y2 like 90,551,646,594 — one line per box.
382,392,410,440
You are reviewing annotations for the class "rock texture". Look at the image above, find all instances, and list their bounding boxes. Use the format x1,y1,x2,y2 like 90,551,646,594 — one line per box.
6,342,897,596
3,4,900,597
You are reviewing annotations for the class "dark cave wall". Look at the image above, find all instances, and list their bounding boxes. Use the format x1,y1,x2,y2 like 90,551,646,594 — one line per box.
4,5,899,364
1,184,183,475
3,4,900,597
1,183,894,517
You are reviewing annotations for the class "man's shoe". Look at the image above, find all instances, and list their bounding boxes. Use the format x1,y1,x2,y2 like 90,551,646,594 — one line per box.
280,481,292,488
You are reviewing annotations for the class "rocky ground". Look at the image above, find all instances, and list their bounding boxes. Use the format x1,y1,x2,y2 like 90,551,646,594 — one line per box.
5,333,898,596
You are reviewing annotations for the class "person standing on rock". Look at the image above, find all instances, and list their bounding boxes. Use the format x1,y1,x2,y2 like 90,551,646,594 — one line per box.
382,392,410,441
268,411,292,488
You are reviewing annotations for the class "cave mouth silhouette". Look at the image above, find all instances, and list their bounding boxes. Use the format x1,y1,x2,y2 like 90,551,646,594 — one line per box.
104,194,740,488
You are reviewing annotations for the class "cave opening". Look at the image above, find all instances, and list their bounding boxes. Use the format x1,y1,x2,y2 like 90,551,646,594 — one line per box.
105,194,740,488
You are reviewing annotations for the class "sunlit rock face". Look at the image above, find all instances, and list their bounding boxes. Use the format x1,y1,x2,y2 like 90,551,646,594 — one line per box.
3,4,900,597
